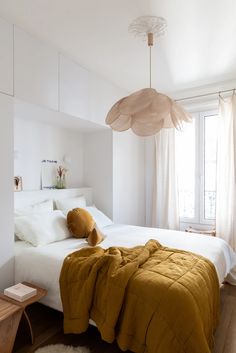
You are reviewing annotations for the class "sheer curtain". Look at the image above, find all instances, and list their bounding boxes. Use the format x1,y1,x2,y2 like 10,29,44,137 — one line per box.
216,93,236,250
151,128,179,229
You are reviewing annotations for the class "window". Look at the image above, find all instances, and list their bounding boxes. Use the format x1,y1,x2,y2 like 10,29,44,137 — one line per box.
176,110,218,225
203,115,218,221
176,118,195,219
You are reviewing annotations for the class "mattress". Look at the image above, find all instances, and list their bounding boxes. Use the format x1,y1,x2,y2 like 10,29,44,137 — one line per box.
14,224,236,311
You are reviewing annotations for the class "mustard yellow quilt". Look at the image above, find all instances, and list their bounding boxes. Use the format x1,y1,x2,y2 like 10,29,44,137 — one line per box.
60,239,219,353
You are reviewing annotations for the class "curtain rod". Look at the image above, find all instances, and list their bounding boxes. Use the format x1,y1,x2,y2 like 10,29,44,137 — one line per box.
175,88,235,102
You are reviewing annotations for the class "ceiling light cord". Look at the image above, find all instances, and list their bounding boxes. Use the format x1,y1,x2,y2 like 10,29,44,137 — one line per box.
147,33,153,88
149,45,152,88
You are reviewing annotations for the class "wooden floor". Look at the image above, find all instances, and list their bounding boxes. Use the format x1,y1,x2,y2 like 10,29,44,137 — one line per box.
13,284,236,353
213,284,236,353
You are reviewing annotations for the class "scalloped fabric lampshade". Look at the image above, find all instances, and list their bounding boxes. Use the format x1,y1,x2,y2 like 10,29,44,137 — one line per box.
106,88,191,137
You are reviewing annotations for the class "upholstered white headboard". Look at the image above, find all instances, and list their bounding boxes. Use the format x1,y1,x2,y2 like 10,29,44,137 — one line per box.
14,188,93,209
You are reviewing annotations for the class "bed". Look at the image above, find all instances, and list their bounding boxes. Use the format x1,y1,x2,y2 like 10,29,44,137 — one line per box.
14,189,236,353
15,223,236,312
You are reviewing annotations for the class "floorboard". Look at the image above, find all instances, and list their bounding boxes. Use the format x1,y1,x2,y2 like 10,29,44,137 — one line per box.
13,284,236,353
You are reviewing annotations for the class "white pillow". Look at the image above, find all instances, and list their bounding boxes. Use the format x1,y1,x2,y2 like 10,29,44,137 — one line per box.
55,196,86,215
14,210,70,246
85,206,113,228
14,199,53,217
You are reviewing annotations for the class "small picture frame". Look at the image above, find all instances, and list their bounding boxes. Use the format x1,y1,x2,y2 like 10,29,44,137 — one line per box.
14,176,22,192
41,160,57,189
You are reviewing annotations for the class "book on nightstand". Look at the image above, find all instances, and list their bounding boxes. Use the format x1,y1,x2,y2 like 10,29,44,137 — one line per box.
4,283,37,302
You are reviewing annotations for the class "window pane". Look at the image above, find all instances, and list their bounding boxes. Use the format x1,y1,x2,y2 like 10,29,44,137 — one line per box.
204,115,218,220
176,120,195,218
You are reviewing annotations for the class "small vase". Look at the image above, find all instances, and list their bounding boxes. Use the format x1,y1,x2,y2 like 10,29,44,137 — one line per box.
56,176,66,189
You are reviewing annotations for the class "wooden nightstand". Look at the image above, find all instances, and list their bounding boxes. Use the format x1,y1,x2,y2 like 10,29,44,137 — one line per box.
0,282,47,345
0,298,23,353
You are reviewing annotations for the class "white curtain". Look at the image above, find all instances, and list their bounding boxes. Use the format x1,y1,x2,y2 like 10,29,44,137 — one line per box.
151,128,179,230
216,93,236,250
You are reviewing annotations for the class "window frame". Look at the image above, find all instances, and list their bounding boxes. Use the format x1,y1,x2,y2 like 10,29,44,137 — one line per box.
179,109,218,227
199,110,218,225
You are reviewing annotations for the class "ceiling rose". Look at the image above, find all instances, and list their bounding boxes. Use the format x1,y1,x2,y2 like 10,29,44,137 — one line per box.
106,16,191,137
128,15,167,41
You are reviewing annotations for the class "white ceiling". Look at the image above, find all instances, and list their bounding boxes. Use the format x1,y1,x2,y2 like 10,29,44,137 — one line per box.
0,0,236,94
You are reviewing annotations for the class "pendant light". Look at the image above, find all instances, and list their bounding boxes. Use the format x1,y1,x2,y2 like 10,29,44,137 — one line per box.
105,16,191,137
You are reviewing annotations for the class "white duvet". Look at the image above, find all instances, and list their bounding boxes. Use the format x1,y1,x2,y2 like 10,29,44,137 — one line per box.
14,224,236,311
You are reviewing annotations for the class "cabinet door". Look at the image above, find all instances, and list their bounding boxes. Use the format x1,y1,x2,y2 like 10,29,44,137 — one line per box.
88,74,122,126
59,54,90,119
0,17,13,95
59,54,123,126
14,27,58,110
0,93,14,290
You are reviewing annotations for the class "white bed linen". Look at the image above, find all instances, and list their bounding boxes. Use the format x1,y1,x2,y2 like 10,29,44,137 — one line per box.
14,224,236,312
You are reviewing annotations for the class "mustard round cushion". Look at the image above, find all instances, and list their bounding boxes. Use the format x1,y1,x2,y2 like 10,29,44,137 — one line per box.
67,208,95,238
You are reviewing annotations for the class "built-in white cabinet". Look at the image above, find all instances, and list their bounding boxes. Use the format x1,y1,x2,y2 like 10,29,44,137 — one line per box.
59,54,124,125
88,75,124,126
88,72,126,125
0,15,125,122
0,93,14,290
59,54,90,120
14,27,58,110
0,17,13,95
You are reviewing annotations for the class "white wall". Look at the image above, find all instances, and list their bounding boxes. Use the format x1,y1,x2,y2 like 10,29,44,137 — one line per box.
14,26,59,110
14,118,84,190
14,115,147,227
84,129,146,226
113,131,146,226
0,94,14,290
0,17,13,95
83,130,113,219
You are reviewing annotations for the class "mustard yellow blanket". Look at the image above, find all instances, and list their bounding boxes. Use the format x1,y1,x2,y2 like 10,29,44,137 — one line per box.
60,240,219,353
